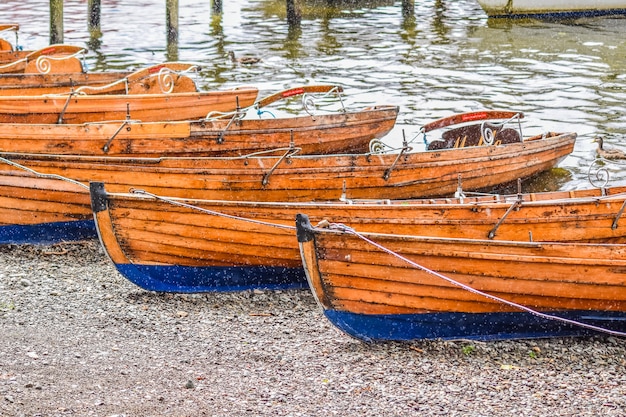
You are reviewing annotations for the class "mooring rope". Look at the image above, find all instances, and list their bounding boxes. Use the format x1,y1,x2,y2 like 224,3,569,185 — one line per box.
0,156,88,189
1,153,624,338
327,222,626,338
129,188,295,231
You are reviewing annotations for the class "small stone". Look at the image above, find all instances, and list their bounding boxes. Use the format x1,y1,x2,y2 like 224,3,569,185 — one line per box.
184,380,195,389
176,311,189,318
19,279,32,287
26,352,39,359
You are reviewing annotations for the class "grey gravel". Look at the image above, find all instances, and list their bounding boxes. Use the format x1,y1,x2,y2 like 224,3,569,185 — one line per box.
0,241,624,417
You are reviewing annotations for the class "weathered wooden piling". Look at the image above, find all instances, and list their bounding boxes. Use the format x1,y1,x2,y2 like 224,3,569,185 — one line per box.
87,0,101,31
286,0,302,26
166,0,179,61
166,0,179,44
50,0,64,44
402,0,415,17
212,0,223,14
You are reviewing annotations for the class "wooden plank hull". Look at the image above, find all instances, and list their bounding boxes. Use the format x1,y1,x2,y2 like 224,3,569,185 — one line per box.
0,174,92,244
0,132,574,244
0,62,202,96
0,72,133,95
0,131,576,199
0,44,86,74
0,105,398,157
296,214,626,341
0,87,259,123
86,180,626,293
0,50,29,65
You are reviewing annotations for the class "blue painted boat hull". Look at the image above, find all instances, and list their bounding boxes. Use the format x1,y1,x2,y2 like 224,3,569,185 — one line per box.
0,220,97,245
325,310,626,341
113,262,308,293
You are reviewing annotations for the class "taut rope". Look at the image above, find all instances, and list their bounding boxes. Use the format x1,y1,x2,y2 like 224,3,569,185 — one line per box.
326,222,626,338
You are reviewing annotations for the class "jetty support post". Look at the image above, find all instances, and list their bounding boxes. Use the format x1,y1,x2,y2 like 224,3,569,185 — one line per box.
88,0,101,32
50,0,64,44
287,0,302,26
166,0,179,60
166,0,179,44
402,0,415,17
212,0,223,14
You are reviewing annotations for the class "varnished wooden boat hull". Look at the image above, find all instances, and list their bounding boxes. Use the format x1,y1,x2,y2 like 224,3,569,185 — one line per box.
0,131,576,197
0,132,574,244
91,183,305,291
0,87,258,123
0,72,133,95
0,175,92,244
0,105,398,157
86,180,626,293
0,162,626,243
296,214,626,341
0,44,86,74
0,50,29,65
0,62,201,96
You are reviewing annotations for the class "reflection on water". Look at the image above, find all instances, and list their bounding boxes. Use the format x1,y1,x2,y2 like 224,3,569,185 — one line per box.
1,0,625,192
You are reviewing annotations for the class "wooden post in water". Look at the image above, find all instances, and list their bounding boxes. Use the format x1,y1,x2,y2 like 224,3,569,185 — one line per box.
88,0,101,31
286,0,302,26
212,0,223,14
402,0,415,17
166,0,179,61
50,0,64,44
166,0,179,44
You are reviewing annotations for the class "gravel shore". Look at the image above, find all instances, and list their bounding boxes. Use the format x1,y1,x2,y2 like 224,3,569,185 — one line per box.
0,241,625,417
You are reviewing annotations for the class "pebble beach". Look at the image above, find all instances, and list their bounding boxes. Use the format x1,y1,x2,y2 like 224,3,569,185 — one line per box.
0,241,624,416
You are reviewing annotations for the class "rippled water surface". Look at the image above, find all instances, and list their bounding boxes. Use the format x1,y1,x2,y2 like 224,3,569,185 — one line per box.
2,0,626,191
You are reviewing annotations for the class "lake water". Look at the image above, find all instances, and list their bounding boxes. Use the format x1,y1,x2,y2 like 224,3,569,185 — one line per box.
2,0,626,192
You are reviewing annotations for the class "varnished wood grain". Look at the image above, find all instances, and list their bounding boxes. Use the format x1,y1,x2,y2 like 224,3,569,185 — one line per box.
0,132,575,202
301,223,626,315
0,105,398,156
0,87,258,123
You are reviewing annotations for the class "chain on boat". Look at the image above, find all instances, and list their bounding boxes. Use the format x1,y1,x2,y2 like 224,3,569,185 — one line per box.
325,221,626,338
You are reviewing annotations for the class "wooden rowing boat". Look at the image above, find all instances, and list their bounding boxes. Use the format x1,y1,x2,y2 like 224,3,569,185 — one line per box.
295,213,626,341
0,86,399,156
0,44,86,74
0,83,258,123
0,61,199,96
0,111,575,244
0,129,575,200
86,182,626,293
